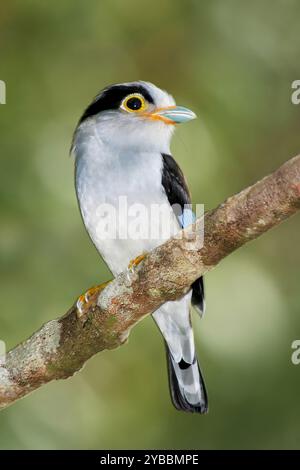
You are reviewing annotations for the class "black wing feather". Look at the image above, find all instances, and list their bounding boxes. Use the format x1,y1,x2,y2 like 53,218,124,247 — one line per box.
161,153,205,315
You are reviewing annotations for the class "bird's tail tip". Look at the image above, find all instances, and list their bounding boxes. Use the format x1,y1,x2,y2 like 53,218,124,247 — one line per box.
165,346,208,414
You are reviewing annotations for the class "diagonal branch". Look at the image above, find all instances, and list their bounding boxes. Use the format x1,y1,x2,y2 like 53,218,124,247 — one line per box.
1,155,300,410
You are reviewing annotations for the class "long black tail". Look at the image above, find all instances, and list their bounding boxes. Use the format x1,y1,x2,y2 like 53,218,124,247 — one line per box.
165,344,208,414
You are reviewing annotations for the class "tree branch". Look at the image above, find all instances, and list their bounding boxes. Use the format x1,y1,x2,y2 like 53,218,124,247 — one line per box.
1,155,300,410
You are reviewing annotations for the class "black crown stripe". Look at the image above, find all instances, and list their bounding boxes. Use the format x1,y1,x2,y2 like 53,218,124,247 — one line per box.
79,84,154,123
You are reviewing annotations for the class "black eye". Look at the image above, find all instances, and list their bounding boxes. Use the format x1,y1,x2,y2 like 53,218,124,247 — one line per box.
122,94,147,113
126,97,143,110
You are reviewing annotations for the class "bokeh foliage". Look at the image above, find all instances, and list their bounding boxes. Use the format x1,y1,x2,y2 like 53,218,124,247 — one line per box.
1,0,300,449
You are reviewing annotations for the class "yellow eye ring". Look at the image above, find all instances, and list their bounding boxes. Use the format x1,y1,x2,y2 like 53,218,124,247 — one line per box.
121,93,147,113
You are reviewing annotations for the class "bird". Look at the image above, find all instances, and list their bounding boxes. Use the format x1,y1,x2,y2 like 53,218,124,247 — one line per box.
72,81,208,413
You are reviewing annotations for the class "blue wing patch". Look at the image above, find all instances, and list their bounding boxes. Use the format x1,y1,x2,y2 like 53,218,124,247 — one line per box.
178,207,196,228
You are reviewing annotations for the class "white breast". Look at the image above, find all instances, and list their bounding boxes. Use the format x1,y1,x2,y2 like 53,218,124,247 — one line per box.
74,130,180,275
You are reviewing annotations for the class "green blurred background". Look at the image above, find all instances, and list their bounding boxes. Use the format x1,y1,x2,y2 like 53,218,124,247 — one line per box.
1,0,300,450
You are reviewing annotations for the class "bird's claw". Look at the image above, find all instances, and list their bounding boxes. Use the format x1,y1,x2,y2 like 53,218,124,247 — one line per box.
76,281,111,321
127,253,147,272
123,253,147,286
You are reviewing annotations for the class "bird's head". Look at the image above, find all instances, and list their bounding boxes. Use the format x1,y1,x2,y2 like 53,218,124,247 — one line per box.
73,81,196,154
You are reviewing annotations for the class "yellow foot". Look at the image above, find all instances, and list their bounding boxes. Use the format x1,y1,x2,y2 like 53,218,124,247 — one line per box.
76,280,111,320
128,253,147,271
